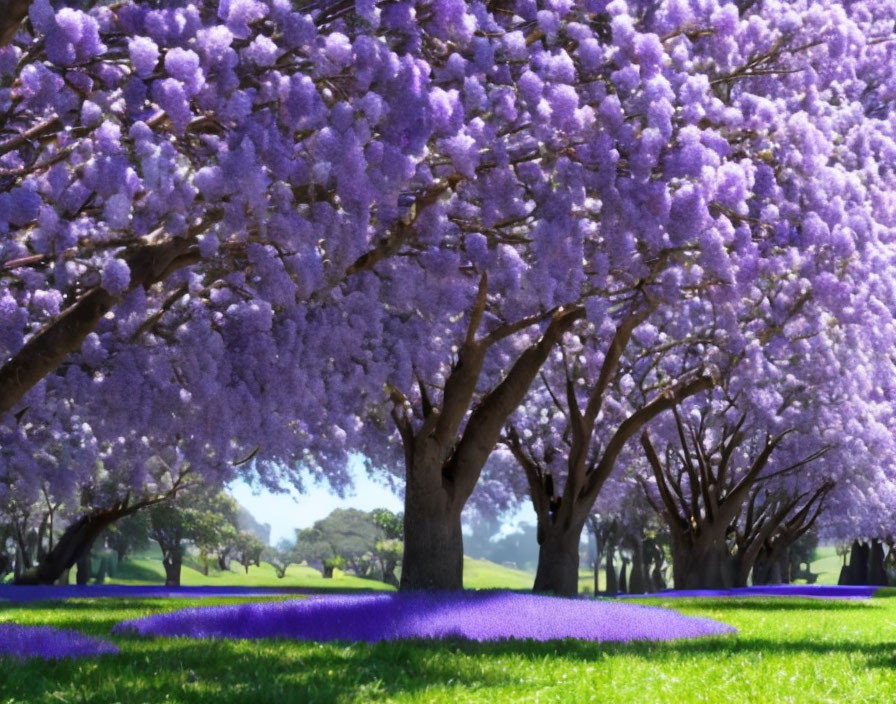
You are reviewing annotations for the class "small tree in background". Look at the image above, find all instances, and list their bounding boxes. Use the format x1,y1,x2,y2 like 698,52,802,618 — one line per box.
233,532,265,574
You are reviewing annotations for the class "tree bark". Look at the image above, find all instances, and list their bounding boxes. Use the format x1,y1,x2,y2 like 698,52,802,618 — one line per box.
0,0,30,47
14,510,120,585
869,540,888,586
533,524,582,596
399,488,464,591
605,545,618,594
670,532,735,590
618,557,628,593
163,555,182,587
76,551,91,586
628,538,648,594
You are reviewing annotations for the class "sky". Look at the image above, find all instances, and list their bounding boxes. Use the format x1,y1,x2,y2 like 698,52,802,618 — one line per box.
228,459,403,544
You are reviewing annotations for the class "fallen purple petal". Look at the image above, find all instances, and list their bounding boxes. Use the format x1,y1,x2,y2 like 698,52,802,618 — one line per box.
645,585,879,599
0,623,119,660
113,591,736,643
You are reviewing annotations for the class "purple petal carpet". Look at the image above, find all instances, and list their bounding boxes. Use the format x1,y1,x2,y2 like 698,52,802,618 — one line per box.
0,622,119,660
113,591,736,643
646,585,879,599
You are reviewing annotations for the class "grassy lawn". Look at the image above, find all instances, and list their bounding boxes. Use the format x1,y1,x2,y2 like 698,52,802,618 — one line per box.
2,589,895,703
108,556,397,591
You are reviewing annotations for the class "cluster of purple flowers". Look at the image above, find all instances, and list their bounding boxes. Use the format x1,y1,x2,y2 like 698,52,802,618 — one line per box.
0,623,118,660
648,585,879,599
113,591,736,643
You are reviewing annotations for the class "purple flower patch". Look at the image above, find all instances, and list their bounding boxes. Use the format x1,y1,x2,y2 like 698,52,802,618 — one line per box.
646,585,879,599
0,623,119,660
113,591,736,643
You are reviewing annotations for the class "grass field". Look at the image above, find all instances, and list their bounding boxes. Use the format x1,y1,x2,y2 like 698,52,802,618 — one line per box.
105,554,534,591
2,589,895,703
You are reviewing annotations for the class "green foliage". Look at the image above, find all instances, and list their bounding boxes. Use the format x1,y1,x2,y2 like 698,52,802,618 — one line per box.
3,593,896,702
233,531,266,573
104,512,150,563
294,508,403,583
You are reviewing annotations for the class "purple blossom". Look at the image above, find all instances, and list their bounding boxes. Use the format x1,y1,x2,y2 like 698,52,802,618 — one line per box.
101,258,131,294
113,591,736,643
164,48,204,95
0,623,118,660
153,78,191,133
245,35,278,66
650,585,878,599
129,37,159,79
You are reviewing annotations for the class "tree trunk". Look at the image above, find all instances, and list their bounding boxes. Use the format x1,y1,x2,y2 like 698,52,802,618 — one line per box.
671,533,734,590
848,540,870,584
218,554,229,571
14,511,116,585
618,558,628,593
163,556,182,586
382,558,399,587
837,562,851,585
533,526,582,596
869,540,888,586
322,564,334,578
400,488,463,591
605,546,618,594
76,551,91,586
628,539,647,594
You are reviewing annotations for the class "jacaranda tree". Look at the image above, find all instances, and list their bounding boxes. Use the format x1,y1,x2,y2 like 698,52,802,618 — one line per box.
3,0,896,593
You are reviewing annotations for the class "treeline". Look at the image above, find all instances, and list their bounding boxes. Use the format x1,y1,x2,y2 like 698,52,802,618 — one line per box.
0,486,404,588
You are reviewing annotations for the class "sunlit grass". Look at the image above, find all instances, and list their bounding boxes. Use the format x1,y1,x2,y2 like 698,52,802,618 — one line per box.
2,591,895,703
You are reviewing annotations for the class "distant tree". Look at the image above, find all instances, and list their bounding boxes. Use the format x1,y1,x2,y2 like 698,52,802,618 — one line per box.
147,488,233,586
294,508,401,583
233,531,265,574
265,539,297,579
105,512,150,565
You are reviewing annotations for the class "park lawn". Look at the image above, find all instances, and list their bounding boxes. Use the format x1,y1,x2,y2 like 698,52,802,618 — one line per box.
2,591,896,703
107,557,396,591
105,554,539,591
807,544,845,585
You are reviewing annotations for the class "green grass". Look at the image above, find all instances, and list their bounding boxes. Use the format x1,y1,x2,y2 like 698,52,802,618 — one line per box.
807,545,845,585
461,557,534,590
108,557,396,591
103,553,538,591
2,590,896,703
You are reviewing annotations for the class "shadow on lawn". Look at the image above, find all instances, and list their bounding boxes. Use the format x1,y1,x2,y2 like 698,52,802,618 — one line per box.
6,627,896,704
645,597,884,612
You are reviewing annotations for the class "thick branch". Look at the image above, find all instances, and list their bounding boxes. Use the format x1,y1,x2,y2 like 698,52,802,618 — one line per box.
0,235,199,417
639,434,688,534
579,375,715,507
447,306,585,500
0,0,30,47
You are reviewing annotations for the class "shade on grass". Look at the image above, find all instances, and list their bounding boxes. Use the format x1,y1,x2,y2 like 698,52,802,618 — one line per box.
0,623,119,660
647,585,879,599
113,591,736,643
